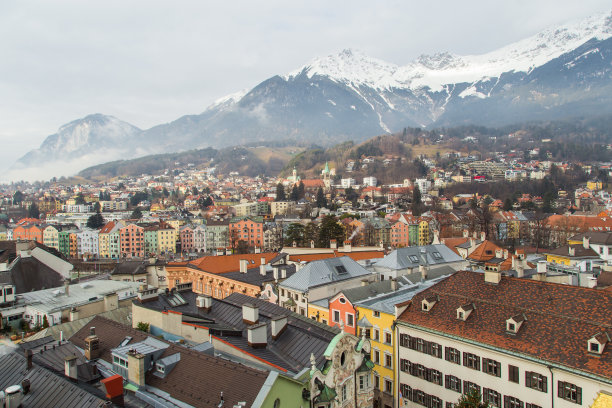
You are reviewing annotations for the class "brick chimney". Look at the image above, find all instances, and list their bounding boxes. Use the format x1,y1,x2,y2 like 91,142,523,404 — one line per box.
239,259,248,274
271,316,288,340
84,327,100,360
127,350,146,388
247,322,267,348
64,355,78,380
242,303,259,325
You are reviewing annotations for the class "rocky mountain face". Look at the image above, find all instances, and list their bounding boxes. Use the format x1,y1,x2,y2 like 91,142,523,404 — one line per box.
11,10,612,181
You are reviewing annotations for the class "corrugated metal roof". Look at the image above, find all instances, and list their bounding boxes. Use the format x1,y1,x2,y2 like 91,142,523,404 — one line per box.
373,244,463,270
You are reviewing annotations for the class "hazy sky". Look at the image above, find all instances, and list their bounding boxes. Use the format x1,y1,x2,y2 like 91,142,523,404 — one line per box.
1,1,610,170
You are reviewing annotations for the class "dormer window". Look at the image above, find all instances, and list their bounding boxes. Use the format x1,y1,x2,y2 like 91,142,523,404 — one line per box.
456,304,474,321
506,314,525,334
421,295,438,312
588,332,610,355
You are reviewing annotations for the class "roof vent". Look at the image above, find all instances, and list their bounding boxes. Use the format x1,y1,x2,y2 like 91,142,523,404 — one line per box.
506,314,526,334
456,303,474,321
196,295,212,311
421,295,438,312
588,332,610,355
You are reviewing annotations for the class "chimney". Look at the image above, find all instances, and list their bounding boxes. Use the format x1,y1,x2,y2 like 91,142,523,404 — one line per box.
137,286,158,303
70,307,80,321
64,280,70,297
271,316,288,340
419,264,428,281
495,248,503,258
391,278,398,291
247,322,267,348
472,231,477,239
537,260,547,274
254,247,261,254
84,328,100,360
516,264,525,278
196,295,212,311
569,246,575,257
292,241,297,247
260,257,266,266
260,264,267,276
104,293,119,311
25,349,33,370
239,259,248,274
583,236,590,249
216,248,224,256
127,350,146,388
469,238,475,248
310,240,315,248
21,379,30,395
330,239,337,249
343,241,352,252
273,267,279,281
463,229,469,238
432,230,440,244
503,249,509,259
480,231,486,241
361,279,369,287
101,375,125,407
64,355,78,380
242,303,259,325
484,271,502,284
281,268,287,279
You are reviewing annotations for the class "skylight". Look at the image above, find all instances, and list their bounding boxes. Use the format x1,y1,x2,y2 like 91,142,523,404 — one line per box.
335,265,348,274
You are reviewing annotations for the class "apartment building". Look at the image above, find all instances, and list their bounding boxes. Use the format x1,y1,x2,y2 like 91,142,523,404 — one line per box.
395,270,612,408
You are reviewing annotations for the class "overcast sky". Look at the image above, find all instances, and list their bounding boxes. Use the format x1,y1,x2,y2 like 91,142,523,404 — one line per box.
1,1,610,170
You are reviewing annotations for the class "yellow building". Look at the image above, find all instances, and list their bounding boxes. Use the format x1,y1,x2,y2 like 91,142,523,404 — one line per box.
418,220,430,246
356,294,409,408
157,222,176,254
586,180,603,191
307,300,330,325
43,225,61,250
543,244,600,267
164,219,181,242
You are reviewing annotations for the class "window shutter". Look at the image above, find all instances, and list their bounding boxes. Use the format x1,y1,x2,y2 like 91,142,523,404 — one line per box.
496,361,501,377
577,387,582,404
504,396,509,407
463,353,467,366
445,375,449,389
445,347,449,360
557,381,563,398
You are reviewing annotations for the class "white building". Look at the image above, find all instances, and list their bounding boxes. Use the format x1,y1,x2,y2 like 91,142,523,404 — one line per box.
363,177,377,187
414,178,432,193
395,270,612,408
76,228,99,258
341,178,357,189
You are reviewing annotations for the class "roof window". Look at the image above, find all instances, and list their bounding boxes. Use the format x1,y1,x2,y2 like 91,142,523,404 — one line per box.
456,303,474,321
505,314,526,334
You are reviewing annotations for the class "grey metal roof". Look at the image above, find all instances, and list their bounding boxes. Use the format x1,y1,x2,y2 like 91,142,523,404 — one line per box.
0,348,105,408
113,336,169,358
279,256,373,292
373,244,463,271
356,275,450,314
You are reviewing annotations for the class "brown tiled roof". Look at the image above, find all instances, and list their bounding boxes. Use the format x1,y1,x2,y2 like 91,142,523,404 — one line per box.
287,250,384,263
70,316,268,407
467,241,502,262
543,244,600,259
397,271,612,379
168,252,279,274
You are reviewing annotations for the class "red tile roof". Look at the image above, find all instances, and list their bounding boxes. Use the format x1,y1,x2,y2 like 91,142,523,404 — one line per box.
398,271,612,379
169,252,279,274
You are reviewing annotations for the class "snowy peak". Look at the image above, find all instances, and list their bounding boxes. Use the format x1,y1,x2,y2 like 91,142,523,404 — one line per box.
284,9,612,92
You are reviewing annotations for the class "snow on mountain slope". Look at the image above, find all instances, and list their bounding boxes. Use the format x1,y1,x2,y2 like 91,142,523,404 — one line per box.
286,10,612,92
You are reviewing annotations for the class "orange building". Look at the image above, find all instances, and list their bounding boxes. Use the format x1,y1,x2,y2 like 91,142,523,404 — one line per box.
12,223,44,243
166,252,280,299
229,217,264,248
120,223,144,258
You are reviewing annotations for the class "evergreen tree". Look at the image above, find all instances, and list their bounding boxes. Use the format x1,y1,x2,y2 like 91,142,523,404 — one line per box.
12,191,24,205
87,210,105,229
162,187,170,198
42,315,49,329
503,198,513,211
276,183,286,201
298,181,305,199
316,187,327,208
131,208,143,219
317,215,345,248
192,187,199,196
75,192,86,205
455,389,490,408
411,185,422,216
290,184,299,201
93,202,101,213
285,223,305,246
28,203,40,219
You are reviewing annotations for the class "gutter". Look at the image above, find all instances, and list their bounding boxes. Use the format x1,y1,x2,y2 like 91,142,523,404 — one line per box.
396,320,612,385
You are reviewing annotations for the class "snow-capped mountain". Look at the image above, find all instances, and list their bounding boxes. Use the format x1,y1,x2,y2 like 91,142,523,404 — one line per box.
10,9,612,181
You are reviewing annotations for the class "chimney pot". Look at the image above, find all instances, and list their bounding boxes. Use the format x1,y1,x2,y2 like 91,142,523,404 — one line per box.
239,259,248,273
25,349,33,370
21,379,30,395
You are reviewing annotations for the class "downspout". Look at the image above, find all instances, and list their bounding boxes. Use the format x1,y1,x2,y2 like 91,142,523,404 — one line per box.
547,365,554,408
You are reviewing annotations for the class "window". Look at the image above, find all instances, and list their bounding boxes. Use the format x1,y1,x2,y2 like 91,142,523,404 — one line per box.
445,347,461,364
589,342,599,353
463,381,480,394
333,310,340,323
503,396,523,408
384,331,392,344
483,388,501,407
400,359,411,373
373,349,380,364
346,313,354,327
463,352,480,370
526,404,542,408
509,365,519,383
372,328,380,341
483,358,501,377
558,381,581,404
373,373,380,390
399,383,411,400
373,311,380,317
445,375,461,393
341,383,348,402
525,371,547,392
384,353,392,368
359,374,370,391
384,379,393,394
